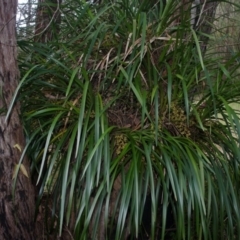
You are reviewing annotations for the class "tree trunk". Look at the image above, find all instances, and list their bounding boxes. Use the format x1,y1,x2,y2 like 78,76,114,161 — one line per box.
0,1,36,239
35,0,62,42
194,0,219,53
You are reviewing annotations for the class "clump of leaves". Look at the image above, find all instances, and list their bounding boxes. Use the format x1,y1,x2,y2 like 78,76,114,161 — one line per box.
14,0,240,239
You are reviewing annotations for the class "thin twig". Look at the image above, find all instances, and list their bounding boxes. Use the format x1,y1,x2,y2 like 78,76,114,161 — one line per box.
34,0,60,38
196,0,207,27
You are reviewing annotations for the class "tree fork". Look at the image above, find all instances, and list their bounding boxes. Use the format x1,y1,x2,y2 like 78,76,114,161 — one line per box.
0,0,36,239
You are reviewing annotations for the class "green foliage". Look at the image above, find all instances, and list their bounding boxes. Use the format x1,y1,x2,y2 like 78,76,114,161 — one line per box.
15,0,240,239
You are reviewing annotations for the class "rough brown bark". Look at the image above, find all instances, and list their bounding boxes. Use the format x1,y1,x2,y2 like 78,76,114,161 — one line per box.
0,1,36,239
